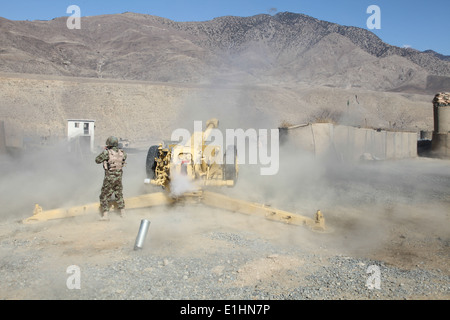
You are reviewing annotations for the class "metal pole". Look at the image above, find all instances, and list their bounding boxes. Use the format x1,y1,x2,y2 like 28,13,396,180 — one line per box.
134,219,151,250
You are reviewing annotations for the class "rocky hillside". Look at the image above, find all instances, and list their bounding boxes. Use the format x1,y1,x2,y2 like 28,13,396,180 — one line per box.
0,12,448,146
0,73,434,148
1,12,449,92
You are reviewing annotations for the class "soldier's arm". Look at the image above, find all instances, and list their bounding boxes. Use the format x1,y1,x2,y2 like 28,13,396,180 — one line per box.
120,150,127,164
95,150,109,164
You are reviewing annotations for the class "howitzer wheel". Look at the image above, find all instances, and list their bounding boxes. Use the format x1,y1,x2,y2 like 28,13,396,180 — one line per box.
146,145,159,179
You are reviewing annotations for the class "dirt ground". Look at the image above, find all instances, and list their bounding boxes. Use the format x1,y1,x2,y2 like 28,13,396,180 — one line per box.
0,200,448,300
0,148,448,301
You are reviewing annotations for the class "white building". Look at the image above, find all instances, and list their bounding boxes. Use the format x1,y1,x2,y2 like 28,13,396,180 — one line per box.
67,119,95,153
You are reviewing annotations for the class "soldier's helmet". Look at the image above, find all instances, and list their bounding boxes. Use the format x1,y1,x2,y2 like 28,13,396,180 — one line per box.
105,136,119,147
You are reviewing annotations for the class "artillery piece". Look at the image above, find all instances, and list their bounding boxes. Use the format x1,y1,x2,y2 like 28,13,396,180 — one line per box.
24,118,327,232
144,118,238,192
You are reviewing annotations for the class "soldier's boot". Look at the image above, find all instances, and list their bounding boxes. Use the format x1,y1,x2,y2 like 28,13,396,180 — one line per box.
120,209,126,218
100,211,110,221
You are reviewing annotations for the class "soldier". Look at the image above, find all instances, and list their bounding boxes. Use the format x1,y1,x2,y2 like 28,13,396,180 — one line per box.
95,136,127,220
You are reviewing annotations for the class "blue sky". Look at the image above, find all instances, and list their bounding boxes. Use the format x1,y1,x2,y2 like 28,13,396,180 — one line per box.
1,0,449,55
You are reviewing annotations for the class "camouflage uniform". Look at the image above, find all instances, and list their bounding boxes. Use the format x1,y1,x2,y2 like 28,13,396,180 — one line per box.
95,145,127,213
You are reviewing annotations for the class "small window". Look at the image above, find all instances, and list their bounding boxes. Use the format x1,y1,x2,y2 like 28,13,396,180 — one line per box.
74,122,79,128
84,123,89,135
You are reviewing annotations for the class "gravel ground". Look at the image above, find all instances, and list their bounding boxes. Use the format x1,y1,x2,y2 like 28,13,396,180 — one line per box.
0,152,449,306
0,210,448,301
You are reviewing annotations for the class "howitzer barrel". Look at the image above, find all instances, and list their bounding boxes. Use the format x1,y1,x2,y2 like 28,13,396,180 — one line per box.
203,118,219,141
184,118,219,147
183,119,219,163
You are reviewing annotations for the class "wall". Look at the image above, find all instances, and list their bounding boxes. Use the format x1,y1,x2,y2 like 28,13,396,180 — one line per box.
280,123,417,161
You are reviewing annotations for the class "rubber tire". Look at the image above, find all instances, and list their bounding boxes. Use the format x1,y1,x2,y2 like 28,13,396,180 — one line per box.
146,145,159,179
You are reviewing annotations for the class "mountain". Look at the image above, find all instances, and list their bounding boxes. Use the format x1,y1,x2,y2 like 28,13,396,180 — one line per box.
0,12,448,146
423,50,450,62
1,12,449,92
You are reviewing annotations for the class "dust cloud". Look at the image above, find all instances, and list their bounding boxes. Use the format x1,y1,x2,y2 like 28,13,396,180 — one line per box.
0,99,448,281
144,60,450,259
0,142,100,222
0,139,148,223
169,173,197,197
0,53,448,266
217,137,450,258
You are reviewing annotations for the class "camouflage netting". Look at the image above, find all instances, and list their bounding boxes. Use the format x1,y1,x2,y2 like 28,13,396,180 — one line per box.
433,92,450,107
